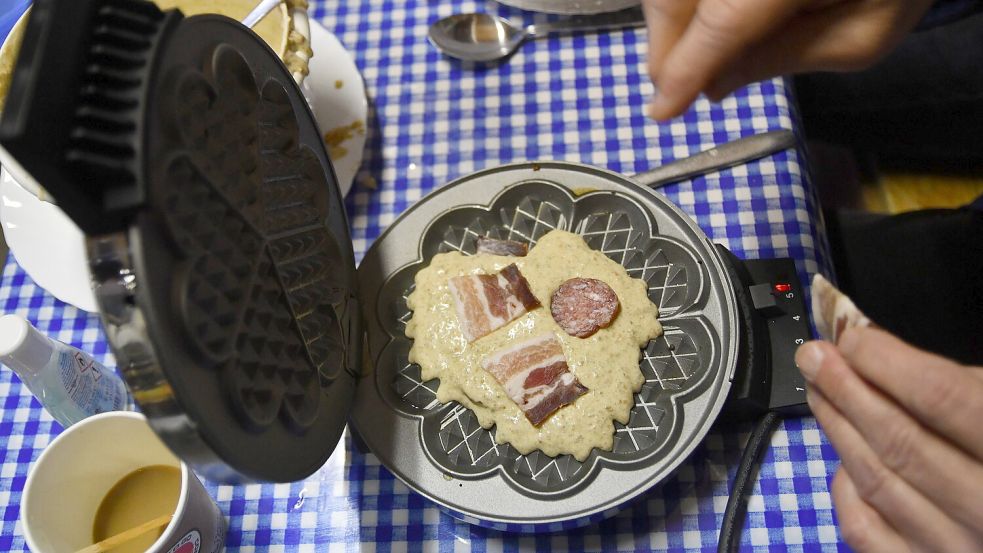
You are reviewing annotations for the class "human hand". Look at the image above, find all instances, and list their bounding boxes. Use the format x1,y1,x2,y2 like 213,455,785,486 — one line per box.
795,327,983,552
642,0,935,120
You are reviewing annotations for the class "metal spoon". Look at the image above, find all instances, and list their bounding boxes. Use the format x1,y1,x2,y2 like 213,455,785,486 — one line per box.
428,7,645,62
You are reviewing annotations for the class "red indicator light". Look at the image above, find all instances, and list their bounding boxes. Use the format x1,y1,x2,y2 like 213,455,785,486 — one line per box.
774,283,792,293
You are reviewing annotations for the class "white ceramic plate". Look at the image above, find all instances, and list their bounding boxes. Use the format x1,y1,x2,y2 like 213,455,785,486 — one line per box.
0,168,98,312
1,11,99,312
304,20,367,197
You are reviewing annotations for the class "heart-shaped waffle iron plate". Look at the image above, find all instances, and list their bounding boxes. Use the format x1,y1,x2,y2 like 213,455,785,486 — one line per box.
1,0,358,484
353,162,738,530
82,13,360,483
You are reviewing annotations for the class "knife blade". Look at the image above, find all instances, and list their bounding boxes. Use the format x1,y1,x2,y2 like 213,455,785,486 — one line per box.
631,129,797,190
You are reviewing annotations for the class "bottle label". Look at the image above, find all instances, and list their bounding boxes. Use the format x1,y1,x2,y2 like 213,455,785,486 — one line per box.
57,349,126,414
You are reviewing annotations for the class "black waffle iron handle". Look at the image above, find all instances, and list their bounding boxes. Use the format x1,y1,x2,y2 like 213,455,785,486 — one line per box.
0,0,180,235
716,245,773,419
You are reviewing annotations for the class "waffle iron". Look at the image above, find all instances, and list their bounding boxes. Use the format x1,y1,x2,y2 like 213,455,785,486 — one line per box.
0,0,812,529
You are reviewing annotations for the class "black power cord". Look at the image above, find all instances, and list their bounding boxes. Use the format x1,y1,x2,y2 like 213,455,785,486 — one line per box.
717,411,783,553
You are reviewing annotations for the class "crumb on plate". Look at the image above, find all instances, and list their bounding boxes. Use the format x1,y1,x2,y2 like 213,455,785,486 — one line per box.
323,119,365,159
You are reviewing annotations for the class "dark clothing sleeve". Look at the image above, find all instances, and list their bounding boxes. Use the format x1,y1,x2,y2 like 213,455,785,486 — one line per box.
919,0,983,28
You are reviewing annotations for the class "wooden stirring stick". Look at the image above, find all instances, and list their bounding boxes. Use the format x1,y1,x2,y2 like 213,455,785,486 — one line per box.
74,514,173,553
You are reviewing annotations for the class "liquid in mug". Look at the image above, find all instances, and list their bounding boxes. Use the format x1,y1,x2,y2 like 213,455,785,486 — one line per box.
92,464,182,553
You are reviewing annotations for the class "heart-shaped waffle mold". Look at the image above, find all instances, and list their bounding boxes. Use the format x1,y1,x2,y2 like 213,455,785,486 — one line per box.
0,1,357,482
126,15,358,481
374,181,721,496
155,46,343,433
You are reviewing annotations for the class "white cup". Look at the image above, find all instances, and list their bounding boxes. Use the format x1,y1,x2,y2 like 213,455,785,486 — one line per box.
21,412,227,553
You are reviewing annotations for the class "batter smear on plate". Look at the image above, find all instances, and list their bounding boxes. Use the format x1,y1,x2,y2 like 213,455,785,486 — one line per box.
481,333,588,426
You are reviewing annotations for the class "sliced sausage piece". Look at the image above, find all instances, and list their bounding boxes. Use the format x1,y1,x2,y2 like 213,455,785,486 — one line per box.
550,277,621,338
475,236,528,257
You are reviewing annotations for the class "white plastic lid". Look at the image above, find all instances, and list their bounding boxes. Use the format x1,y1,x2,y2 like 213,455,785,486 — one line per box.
0,314,53,376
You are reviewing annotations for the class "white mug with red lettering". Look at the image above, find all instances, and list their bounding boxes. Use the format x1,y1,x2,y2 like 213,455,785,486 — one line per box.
21,411,226,553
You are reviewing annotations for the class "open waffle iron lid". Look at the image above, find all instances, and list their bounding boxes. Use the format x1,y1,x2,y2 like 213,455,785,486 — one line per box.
0,0,742,515
0,0,361,483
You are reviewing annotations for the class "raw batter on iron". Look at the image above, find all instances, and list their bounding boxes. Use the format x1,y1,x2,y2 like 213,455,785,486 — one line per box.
404,229,662,461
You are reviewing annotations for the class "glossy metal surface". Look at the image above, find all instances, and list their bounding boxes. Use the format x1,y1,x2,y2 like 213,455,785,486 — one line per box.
428,13,524,62
86,231,245,483
633,130,797,189
428,8,644,62
352,161,739,529
496,0,639,15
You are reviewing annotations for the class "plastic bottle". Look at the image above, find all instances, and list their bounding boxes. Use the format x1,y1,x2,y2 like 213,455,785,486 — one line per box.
0,314,130,426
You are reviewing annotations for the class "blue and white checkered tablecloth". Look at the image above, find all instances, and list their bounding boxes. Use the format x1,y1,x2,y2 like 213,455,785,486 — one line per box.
0,0,846,550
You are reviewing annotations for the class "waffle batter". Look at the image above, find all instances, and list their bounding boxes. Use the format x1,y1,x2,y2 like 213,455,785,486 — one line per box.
405,230,662,460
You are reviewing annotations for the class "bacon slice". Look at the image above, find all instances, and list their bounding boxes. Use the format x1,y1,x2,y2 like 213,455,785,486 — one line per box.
812,274,874,344
448,263,541,342
475,236,528,257
482,333,588,426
